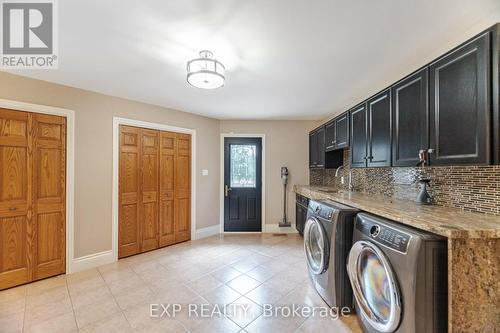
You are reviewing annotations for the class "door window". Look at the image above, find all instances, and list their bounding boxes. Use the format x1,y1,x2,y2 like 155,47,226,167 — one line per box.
304,218,327,274
230,144,256,188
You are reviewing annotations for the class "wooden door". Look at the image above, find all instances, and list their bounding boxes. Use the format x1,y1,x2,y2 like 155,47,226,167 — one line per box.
350,103,368,168
33,114,66,280
0,109,33,289
0,109,66,290
118,126,140,258
367,89,392,167
158,131,175,247
392,68,429,167
139,129,159,252
174,133,191,242
315,127,325,168
429,32,490,165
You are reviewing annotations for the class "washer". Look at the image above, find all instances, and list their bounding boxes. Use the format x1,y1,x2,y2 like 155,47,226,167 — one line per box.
304,200,358,309
347,213,448,333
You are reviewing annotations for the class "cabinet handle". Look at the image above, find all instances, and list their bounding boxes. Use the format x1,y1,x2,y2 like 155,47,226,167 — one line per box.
9,207,16,211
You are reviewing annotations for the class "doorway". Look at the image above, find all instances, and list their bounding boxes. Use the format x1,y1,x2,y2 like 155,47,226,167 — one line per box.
223,137,262,232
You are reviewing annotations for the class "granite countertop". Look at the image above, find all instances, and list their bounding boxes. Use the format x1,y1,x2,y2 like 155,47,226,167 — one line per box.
294,185,500,239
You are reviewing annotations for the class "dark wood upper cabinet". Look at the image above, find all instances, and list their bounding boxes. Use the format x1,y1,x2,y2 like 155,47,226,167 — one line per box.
392,68,429,167
309,127,326,168
335,113,349,149
316,127,325,167
367,89,392,167
429,32,491,165
350,104,367,168
325,120,336,151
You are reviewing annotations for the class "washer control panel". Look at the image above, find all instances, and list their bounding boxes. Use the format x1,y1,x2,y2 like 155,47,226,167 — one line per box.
357,219,411,254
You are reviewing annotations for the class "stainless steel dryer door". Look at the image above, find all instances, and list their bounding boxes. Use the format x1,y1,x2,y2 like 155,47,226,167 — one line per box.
304,217,329,275
347,241,402,333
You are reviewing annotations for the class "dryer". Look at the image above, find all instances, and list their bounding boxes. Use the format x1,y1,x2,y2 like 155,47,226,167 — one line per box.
304,200,358,309
347,213,448,333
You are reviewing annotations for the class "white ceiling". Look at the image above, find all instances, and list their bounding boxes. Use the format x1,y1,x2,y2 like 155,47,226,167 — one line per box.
6,0,500,120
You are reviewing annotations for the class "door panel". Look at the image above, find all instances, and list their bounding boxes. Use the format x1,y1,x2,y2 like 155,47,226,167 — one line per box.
430,33,490,165
33,114,66,280
367,89,392,167
140,129,159,252
224,138,262,232
159,132,175,247
119,126,140,258
335,113,349,149
392,68,429,166
174,134,190,243
350,104,367,168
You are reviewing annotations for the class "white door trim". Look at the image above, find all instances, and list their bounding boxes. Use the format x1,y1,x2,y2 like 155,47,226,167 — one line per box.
220,133,266,233
112,117,197,262
0,99,76,274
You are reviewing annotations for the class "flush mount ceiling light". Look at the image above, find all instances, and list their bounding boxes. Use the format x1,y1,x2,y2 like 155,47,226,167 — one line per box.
187,50,225,89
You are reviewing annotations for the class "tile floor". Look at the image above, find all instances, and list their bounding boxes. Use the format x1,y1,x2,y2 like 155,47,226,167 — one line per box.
0,234,362,333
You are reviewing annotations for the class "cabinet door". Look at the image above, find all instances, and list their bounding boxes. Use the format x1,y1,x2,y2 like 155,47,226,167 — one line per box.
367,89,392,167
392,68,429,166
325,121,336,151
335,113,349,149
429,32,491,165
158,131,175,247
309,132,316,168
0,109,32,289
118,126,140,258
139,129,159,252
174,134,191,243
350,104,367,168
33,114,66,280
316,127,325,167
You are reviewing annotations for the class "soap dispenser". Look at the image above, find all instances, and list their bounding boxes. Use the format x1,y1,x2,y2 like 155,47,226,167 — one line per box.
416,178,432,205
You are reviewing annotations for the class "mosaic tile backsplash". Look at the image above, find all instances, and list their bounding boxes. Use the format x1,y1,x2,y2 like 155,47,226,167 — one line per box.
310,150,500,216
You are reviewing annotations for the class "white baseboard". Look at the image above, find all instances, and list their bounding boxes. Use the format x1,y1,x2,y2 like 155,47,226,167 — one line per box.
195,225,220,240
71,250,114,274
264,223,298,233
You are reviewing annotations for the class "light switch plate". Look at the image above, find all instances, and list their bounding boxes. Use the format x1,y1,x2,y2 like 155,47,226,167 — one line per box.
202,169,209,176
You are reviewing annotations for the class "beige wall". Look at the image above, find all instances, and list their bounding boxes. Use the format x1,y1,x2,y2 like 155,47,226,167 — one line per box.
220,120,315,227
0,72,220,257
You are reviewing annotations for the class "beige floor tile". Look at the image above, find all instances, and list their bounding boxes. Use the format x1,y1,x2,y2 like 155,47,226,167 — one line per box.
245,315,300,333
185,274,222,295
0,297,25,318
0,310,24,333
26,276,67,296
100,266,137,284
264,275,300,296
155,284,201,304
24,310,77,333
67,275,106,295
66,269,100,284
69,285,114,310
245,265,276,283
78,312,134,333
226,275,261,295
24,297,73,323
107,274,144,295
230,259,260,273
201,285,241,305
226,296,263,329
0,285,26,304
245,284,286,305
114,285,154,310
74,298,121,329
26,285,69,309
297,315,360,333
210,266,243,283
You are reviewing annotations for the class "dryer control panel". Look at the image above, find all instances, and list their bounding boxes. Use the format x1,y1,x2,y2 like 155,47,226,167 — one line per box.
356,219,411,254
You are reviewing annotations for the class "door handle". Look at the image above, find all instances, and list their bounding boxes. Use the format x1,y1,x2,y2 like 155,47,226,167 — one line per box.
224,185,232,197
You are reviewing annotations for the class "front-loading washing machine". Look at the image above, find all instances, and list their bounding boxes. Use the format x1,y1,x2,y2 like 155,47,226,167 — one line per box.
347,213,448,333
304,200,358,309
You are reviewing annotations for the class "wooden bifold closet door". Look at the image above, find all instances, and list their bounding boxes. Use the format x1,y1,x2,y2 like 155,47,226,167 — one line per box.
118,126,191,258
0,108,66,290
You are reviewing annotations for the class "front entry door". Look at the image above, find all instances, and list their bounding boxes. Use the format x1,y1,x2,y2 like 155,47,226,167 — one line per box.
224,137,262,232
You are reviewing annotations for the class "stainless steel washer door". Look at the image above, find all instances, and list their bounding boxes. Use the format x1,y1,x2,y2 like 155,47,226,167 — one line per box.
347,241,402,333
304,217,328,275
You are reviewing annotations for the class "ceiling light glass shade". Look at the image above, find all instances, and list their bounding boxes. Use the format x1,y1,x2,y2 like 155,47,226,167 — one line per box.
187,50,225,89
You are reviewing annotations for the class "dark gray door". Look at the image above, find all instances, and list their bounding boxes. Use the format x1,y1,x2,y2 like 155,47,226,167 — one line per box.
224,138,262,232
350,103,368,168
367,89,392,167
